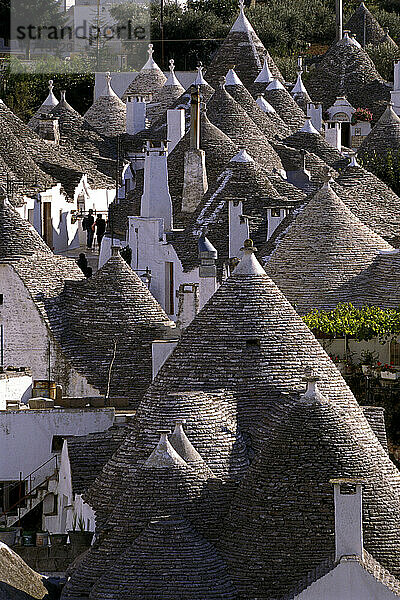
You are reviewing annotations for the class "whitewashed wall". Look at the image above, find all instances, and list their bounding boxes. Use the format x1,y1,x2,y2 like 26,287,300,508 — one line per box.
0,263,101,397
0,372,32,410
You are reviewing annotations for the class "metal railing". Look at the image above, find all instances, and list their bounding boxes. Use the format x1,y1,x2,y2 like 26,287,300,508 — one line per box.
1,455,58,524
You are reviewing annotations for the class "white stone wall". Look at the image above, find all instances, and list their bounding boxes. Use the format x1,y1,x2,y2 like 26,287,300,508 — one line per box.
45,441,96,534
127,216,217,319
0,373,32,409
0,263,100,397
0,407,114,486
295,559,400,599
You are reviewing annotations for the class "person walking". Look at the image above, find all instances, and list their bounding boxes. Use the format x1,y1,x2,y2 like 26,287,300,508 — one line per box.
83,209,95,249
94,214,106,249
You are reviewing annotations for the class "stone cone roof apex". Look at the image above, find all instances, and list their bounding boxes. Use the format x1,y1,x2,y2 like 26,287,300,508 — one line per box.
230,148,254,163
266,78,285,91
142,43,163,72
256,95,276,114
169,422,205,465
378,103,400,125
193,64,207,85
300,118,320,134
43,80,58,107
292,71,308,95
165,59,183,88
338,31,359,47
234,239,266,275
254,58,274,84
143,431,188,469
101,72,118,98
225,68,243,86
230,0,255,34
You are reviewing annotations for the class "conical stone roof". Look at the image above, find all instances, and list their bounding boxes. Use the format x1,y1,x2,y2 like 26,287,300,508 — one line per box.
89,517,237,600
335,158,400,246
146,60,185,125
345,2,398,50
357,103,400,158
84,74,126,137
263,78,306,132
225,68,290,140
28,79,58,130
49,254,175,403
291,70,312,112
265,181,393,313
122,44,167,99
0,198,53,259
121,244,377,449
205,4,282,90
181,151,286,271
207,83,283,173
0,98,114,198
85,389,248,532
305,35,389,116
282,119,346,169
63,432,218,599
221,390,400,599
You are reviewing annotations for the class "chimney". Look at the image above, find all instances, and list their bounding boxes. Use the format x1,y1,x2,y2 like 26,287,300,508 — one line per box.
307,102,323,131
198,234,218,308
300,148,306,172
229,199,250,259
176,283,200,330
330,478,365,561
181,87,208,213
37,113,60,145
336,0,343,40
394,60,400,92
140,140,173,231
126,94,149,135
167,108,185,153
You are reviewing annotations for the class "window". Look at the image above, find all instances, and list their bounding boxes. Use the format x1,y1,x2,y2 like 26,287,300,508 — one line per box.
165,262,174,315
246,338,261,350
271,208,281,218
0,294,3,305
51,435,64,453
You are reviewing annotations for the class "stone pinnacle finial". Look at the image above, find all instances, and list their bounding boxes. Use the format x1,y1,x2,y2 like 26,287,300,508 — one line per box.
219,76,226,89
60,90,66,101
300,367,326,403
148,43,154,58
322,166,332,187
111,246,120,257
239,0,244,11
48,79,54,91
234,238,266,275
169,59,175,73
105,71,111,82
241,238,257,254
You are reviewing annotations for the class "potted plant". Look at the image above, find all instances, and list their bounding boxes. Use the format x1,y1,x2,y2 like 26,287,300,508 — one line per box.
0,526,18,546
360,350,378,375
68,515,94,549
351,107,373,125
380,363,400,382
